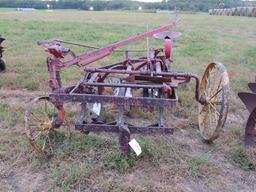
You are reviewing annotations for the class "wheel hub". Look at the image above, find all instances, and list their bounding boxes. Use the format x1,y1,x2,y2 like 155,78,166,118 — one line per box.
42,120,52,131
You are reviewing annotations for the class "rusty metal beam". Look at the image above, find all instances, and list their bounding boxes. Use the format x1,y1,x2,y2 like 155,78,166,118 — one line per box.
75,123,175,135
49,93,177,108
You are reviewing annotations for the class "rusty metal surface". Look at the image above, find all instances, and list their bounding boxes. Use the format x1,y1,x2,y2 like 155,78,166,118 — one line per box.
238,78,256,148
0,37,5,45
244,108,256,147
49,93,178,108
248,83,256,93
238,92,256,113
75,123,174,135
80,82,172,89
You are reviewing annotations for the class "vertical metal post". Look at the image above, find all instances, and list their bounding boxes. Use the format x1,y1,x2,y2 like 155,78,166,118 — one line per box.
79,102,89,124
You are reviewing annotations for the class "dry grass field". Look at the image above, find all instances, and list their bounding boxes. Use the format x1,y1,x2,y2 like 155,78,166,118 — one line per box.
0,9,256,191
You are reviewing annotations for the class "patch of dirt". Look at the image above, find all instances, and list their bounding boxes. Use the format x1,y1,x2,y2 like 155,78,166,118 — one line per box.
0,170,52,192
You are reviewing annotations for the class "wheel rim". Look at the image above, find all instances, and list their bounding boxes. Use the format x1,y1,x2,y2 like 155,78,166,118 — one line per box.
24,97,67,155
198,62,230,141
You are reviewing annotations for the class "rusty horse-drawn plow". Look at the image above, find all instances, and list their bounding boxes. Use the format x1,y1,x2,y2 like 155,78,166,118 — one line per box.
24,20,230,156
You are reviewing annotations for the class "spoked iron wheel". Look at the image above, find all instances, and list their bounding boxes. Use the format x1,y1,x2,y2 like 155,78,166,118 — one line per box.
24,97,69,156
198,62,230,142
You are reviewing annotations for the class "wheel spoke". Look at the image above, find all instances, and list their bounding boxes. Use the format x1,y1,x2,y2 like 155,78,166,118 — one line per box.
208,104,213,132
208,102,220,116
209,88,222,102
199,105,207,114
30,112,43,123
34,131,43,140
204,90,208,99
211,101,222,105
39,102,50,122
201,107,209,125
42,139,47,150
47,135,53,153
216,76,223,91
214,109,218,126
30,124,43,132
210,69,217,97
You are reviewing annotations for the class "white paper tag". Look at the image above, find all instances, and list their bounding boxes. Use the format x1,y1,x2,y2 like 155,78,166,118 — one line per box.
92,103,101,116
129,139,142,156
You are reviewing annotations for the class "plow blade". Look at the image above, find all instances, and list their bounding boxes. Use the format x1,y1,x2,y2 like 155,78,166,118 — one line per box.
238,91,256,148
244,108,256,147
248,83,256,93
0,37,5,45
238,92,256,113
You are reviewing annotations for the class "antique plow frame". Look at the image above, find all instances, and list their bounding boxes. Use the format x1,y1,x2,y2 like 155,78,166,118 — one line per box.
24,20,230,155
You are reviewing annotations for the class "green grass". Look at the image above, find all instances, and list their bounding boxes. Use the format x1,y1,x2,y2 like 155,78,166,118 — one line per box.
230,145,255,171
186,156,210,179
52,161,93,191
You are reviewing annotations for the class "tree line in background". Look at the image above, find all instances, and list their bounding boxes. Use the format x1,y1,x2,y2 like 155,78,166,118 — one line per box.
0,0,249,12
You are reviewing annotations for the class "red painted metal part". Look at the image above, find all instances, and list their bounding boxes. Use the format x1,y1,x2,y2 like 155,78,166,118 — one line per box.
39,21,178,92
165,38,171,59
38,21,177,69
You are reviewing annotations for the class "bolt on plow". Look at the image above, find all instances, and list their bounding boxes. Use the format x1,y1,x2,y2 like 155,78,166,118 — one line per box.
24,19,230,156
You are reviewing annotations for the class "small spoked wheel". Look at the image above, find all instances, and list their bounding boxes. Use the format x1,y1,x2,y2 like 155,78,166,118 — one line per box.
24,97,69,156
198,62,230,142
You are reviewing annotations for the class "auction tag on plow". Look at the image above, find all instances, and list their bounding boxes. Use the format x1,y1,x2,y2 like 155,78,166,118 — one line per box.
129,139,142,156
92,103,101,116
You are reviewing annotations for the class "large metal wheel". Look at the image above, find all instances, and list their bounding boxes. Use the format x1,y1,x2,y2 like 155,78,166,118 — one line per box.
24,97,69,155
198,62,230,142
